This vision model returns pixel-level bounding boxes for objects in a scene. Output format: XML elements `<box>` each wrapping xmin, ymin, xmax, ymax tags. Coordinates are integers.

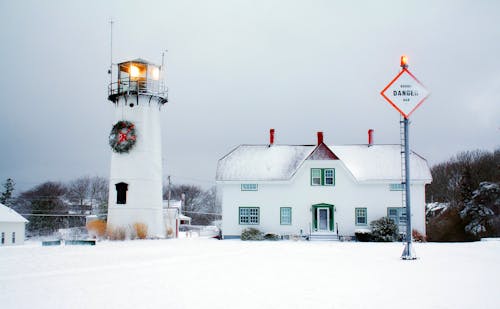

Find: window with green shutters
<box><xmin>239</xmin><ymin>207</ymin><xmax>259</xmax><ymax>225</ymax></box>
<box><xmin>311</xmin><ymin>168</ymin><xmax>335</xmax><ymax>186</ymax></box>
<box><xmin>280</xmin><ymin>207</ymin><xmax>292</xmax><ymax>225</ymax></box>
<box><xmin>355</xmin><ymin>208</ymin><xmax>367</xmax><ymax>226</ymax></box>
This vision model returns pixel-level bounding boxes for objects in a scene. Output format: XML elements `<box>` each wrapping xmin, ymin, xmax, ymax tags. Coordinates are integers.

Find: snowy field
<box><xmin>1</xmin><ymin>239</ymin><xmax>499</xmax><ymax>309</ymax></box>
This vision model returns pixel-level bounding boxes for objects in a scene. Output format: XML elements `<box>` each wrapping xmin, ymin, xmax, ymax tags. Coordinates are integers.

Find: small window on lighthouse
<box><xmin>115</xmin><ymin>182</ymin><xmax>128</xmax><ymax>204</ymax></box>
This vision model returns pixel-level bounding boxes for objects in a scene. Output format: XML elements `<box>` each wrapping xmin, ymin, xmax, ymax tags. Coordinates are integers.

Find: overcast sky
<box><xmin>0</xmin><ymin>0</ymin><xmax>499</xmax><ymax>193</ymax></box>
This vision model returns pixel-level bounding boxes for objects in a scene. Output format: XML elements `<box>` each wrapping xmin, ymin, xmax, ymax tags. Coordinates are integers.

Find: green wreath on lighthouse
<box><xmin>109</xmin><ymin>120</ymin><xmax>137</xmax><ymax>153</ymax></box>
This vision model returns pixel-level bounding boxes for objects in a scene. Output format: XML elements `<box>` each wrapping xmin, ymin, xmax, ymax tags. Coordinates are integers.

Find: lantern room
<box><xmin>108</xmin><ymin>58</ymin><xmax>168</xmax><ymax>104</ymax></box>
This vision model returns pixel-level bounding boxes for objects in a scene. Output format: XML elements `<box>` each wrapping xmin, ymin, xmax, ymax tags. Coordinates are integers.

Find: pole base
<box><xmin>401</xmin><ymin>242</ymin><xmax>417</xmax><ymax>260</ymax></box>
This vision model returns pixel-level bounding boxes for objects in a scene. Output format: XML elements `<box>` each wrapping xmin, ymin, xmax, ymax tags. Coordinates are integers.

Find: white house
<box><xmin>0</xmin><ymin>203</ymin><xmax>28</xmax><ymax>246</ymax></box>
<box><xmin>216</xmin><ymin>130</ymin><xmax>432</xmax><ymax>240</ymax></box>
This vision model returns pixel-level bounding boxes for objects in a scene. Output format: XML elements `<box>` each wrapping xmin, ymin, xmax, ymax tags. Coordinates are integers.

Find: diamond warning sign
<box><xmin>380</xmin><ymin>68</ymin><xmax>429</xmax><ymax>119</ymax></box>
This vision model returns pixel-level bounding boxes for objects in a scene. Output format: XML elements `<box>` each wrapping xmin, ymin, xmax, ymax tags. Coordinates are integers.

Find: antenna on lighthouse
<box><xmin>108</xmin><ymin>19</ymin><xmax>114</xmax><ymax>85</ymax></box>
<box><xmin>161</xmin><ymin>49</ymin><xmax>168</xmax><ymax>79</ymax></box>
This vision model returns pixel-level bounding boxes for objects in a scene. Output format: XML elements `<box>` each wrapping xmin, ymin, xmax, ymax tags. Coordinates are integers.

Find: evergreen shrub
<box><xmin>370</xmin><ymin>217</ymin><xmax>399</xmax><ymax>242</ymax></box>
<box><xmin>264</xmin><ymin>233</ymin><xmax>280</xmax><ymax>240</ymax></box>
<box><xmin>241</xmin><ymin>228</ymin><xmax>263</xmax><ymax>240</ymax></box>
<box><xmin>355</xmin><ymin>231</ymin><xmax>372</xmax><ymax>242</ymax></box>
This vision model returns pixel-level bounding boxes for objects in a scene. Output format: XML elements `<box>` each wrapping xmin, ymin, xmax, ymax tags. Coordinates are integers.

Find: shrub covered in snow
<box><xmin>241</xmin><ymin>228</ymin><xmax>263</xmax><ymax>240</ymax></box>
<box><xmin>370</xmin><ymin>217</ymin><xmax>399</xmax><ymax>242</ymax></box>
<box><xmin>354</xmin><ymin>229</ymin><xmax>372</xmax><ymax>242</ymax></box>
<box><xmin>460</xmin><ymin>182</ymin><xmax>499</xmax><ymax>237</ymax></box>
<box><xmin>264</xmin><ymin>233</ymin><xmax>280</xmax><ymax>240</ymax></box>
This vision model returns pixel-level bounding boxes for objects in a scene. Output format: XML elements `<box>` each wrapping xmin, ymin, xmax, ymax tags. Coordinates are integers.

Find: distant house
<box><xmin>0</xmin><ymin>203</ymin><xmax>28</xmax><ymax>245</ymax></box>
<box><xmin>163</xmin><ymin>200</ymin><xmax>192</xmax><ymax>238</ymax></box>
<box><xmin>216</xmin><ymin>131</ymin><xmax>432</xmax><ymax>240</ymax></box>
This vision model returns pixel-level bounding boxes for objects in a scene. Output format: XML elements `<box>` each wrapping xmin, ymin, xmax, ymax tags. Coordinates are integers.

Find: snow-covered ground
<box><xmin>1</xmin><ymin>239</ymin><xmax>499</xmax><ymax>309</ymax></box>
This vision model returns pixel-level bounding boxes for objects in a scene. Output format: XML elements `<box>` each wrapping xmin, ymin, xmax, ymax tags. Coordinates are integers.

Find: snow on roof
<box><xmin>216</xmin><ymin>144</ymin><xmax>432</xmax><ymax>182</ymax></box>
<box><xmin>331</xmin><ymin>145</ymin><xmax>432</xmax><ymax>182</ymax></box>
<box><xmin>0</xmin><ymin>203</ymin><xmax>28</xmax><ymax>223</ymax></box>
<box><xmin>216</xmin><ymin>145</ymin><xmax>314</xmax><ymax>181</ymax></box>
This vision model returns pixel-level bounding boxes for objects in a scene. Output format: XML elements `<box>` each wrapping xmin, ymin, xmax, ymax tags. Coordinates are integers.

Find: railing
<box><xmin>108</xmin><ymin>78</ymin><xmax>168</xmax><ymax>102</ymax></box>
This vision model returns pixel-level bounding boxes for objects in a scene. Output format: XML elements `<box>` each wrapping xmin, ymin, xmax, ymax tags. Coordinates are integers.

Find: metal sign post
<box><xmin>401</xmin><ymin>116</ymin><xmax>414</xmax><ymax>259</ymax></box>
<box><xmin>380</xmin><ymin>56</ymin><xmax>429</xmax><ymax>260</ymax></box>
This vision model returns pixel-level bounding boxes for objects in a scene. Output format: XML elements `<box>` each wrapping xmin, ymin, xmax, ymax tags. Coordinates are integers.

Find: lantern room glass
<box><xmin>117</xmin><ymin>62</ymin><xmax>160</xmax><ymax>94</ymax></box>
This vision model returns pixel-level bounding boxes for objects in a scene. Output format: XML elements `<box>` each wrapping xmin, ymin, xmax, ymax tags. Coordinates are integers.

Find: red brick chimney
<box><xmin>317</xmin><ymin>131</ymin><xmax>324</xmax><ymax>145</ymax></box>
<box><xmin>368</xmin><ymin>129</ymin><xmax>374</xmax><ymax>146</ymax></box>
<box><xmin>269</xmin><ymin>129</ymin><xmax>275</xmax><ymax>145</ymax></box>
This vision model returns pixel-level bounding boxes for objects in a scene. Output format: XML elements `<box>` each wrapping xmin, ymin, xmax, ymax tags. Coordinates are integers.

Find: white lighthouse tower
<box><xmin>106</xmin><ymin>58</ymin><xmax>167</xmax><ymax>237</ymax></box>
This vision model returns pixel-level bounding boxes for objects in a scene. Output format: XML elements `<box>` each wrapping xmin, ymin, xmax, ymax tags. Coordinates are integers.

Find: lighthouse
<box><xmin>106</xmin><ymin>58</ymin><xmax>167</xmax><ymax>237</ymax></box>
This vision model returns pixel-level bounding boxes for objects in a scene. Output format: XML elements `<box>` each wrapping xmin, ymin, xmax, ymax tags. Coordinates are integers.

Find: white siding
<box><xmin>221</xmin><ymin>160</ymin><xmax>427</xmax><ymax>238</ymax></box>
<box><xmin>107</xmin><ymin>97</ymin><xmax>164</xmax><ymax>237</ymax></box>
<box><xmin>0</xmin><ymin>222</ymin><xmax>26</xmax><ymax>246</ymax></box>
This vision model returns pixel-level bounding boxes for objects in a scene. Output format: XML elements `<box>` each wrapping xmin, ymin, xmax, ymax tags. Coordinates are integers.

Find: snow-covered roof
<box><xmin>216</xmin><ymin>144</ymin><xmax>432</xmax><ymax>183</ymax></box>
<box><xmin>0</xmin><ymin>203</ymin><xmax>28</xmax><ymax>223</ymax></box>
<box><xmin>331</xmin><ymin>145</ymin><xmax>432</xmax><ymax>182</ymax></box>
<box><xmin>216</xmin><ymin>145</ymin><xmax>314</xmax><ymax>181</ymax></box>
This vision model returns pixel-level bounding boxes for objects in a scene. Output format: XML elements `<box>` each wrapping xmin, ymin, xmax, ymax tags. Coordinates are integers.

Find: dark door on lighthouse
<box><xmin>115</xmin><ymin>182</ymin><xmax>128</xmax><ymax>204</ymax></box>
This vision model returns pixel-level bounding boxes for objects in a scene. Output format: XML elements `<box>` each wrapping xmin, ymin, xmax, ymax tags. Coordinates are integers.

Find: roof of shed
<box><xmin>0</xmin><ymin>203</ymin><xmax>28</xmax><ymax>223</ymax></box>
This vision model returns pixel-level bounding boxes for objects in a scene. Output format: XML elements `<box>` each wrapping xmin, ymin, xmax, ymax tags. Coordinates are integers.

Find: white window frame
<box><xmin>324</xmin><ymin>169</ymin><xmax>334</xmax><ymax>186</ymax></box>
<box><xmin>355</xmin><ymin>208</ymin><xmax>367</xmax><ymax>226</ymax></box>
<box><xmin>311</xmin><ymin>169</ymin><xmax>322</xmax><ymax>186</ymax></box>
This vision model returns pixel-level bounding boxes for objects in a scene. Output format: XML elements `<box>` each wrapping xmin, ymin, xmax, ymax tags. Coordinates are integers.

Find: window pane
<box><xmin>241</xmin><ymin>184</ymin><xmax>258</xmax><ymax>191</ymax></box>
<box><xmin>311</xmin><ymin>169</ymin><xmax>321</xmax><ymax>185</ymax></box>
<box><xmin>240</xmin><ymin>207</ymin><xmax>259</xmax><ymax>225</ymax></box>
<box><xmin>356</xmin><ymin>208</ymin><xmax>367</xmax><ymax>225</ymax></box>
<box><xmin>281</xmin><ymin>207</ymin><xmax>291</xmax><ymax>225</ymax></box>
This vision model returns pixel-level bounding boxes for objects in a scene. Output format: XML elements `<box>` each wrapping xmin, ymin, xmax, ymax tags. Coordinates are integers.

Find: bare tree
<box><xmin>66</xmin><ymin>176</ymin><xmax>91</xmax><ymax>210</ymax></box>
<box><xmin>163</xmin><ymin>184</ymin><xmax>219</xmax><ymax>225</ymax></box>
<box><xmin>89</xmin><ymin>176</ymin><xmax>108</xmax><ymax>215</ymax></box>
<box><xmin>17</xmin><ymin>182</ymin><xmax>68</xmax><ymax>235</ymax></box>
<box><xmin>65</xmin><ymin>176</ymin><xmax>108</xmax><ymax>215</ymax></box>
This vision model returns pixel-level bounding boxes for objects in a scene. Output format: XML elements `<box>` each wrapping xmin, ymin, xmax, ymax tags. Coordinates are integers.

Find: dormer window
<box><xmin>115</xmin><ymin>182</ymin><xmax>128</xmax><ymax>204</ymax></box>
<box><xmin>311</xmin><ymin>168</ymin><xmax>335</xmax><ymax>186</ymax></box>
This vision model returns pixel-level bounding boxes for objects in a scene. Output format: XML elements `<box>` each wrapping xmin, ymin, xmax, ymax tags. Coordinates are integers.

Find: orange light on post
<box><xmin>400</xmin><ymin>55</ymin><xmax>408</xmax><ymax>68</ymax></box>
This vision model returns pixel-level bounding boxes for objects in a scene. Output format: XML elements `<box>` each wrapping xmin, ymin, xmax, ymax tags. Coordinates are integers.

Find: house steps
<box><xmin>309</xmin><ymin>233</ymin><xmax>339</xmax><ymax>241</ymax></box>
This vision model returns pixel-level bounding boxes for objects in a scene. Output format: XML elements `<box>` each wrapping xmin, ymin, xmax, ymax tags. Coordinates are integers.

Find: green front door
<box><xmin>312</xmin><ymin>204</ymin><xmax>334</xmax><ymax>232</ymax></box>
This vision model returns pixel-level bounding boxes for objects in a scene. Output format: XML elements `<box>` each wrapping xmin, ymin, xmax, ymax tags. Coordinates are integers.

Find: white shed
<box><xmin>0</xmin><ymin>203</ymin><xmax>28</xmax><ymax>246</ymax></box>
